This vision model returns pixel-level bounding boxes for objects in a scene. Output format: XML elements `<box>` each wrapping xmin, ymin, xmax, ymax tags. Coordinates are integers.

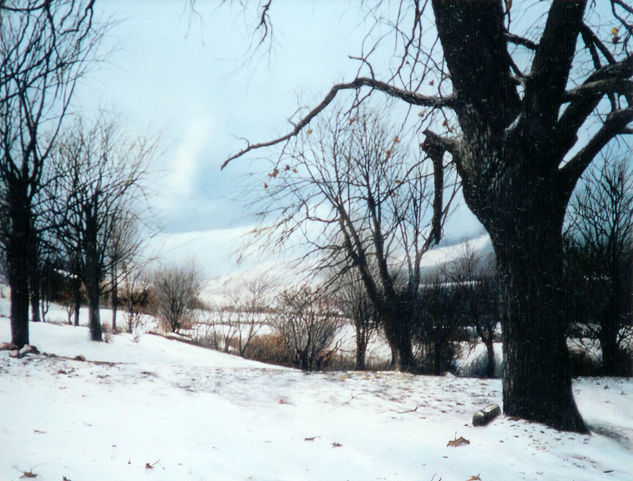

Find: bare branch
<box><xmin>222</xmin><ymin>77</ymin><xmax>455</xmax><ymax>168</ymax></box>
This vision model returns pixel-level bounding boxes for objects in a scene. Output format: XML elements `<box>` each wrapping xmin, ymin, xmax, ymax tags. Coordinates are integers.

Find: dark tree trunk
<box><xmin>73</xmin><ymin>277</ymin><xmax>81</xmax><ymax>326</ymax></box>
<box><xmin>479</xmin><ymin>182</ymin><xmax>587</xmax><ymax>433</ymax></box>
<box><xmin>599</xmin><ymin>319</ymin><xmax>621</xmax><ymax>376</ymax></box>
<box><xmin>85</xmin><ymin>270</ymin><xmax>102</xmax><ymax>341</ymax></box>
<box><xmin>85</xmin><ymin>216</ymin><xmax>102</xmax><ymax>342</ymax></box>
<box><xmin>6</xmin><ymin>181</ymin><xmax>31</xmax><ymax>348</ymax></box>
<box><xmin>381</xmin><ymin>303</ymin><xmax>416</xmax><ymax>372</ymax></box>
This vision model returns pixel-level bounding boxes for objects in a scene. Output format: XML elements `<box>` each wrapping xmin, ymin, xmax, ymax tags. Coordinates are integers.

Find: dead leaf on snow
<box><xmin>465</xmin><ymin>475</ymin><xmax>481</xmax><ymax>481</ymax></box>
<box><xmin>447</xmin><ymin>435</ymin><xmax>470</xmax><ymax>448</ymax></box>
<box><xmin>331</xmin><ymin>442</ymin><xmax>342</xmax><ymax>448</ymax></box>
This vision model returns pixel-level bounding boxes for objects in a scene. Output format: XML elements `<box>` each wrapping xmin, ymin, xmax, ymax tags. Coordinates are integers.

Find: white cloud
<box><xmin>166</xmin><ymin>116</ymin><xmax>215</xmax><ymax>197</ymax></box>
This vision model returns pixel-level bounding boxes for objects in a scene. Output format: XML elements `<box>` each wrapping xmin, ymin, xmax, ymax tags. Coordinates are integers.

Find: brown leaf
<box><xmin>466</xmin><ymin>475</ymin><xmax>481</xmax><ymax>481</ymax></box>
<box><xmin>20</xmin><ymin>471</ymin><xmax>37</xmax><ymax>479</ymax></box>
<box><xmin>331</xmin><ymin>442</ymin><xmax>342</xmax><ymax>448</ymax></box>
<box><xmin>447</xmin><ymin>435</ymin><xmax>470</xmax><ymax>448</ymax></box>
<box><xmin>145</xmin><ymin>463</ymin><xmax>154</xmax><ymax>470</ymax></box>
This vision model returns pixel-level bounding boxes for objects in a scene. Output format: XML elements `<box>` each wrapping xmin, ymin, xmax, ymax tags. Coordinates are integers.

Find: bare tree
<box><xmin>565</xmin><ymin>155</ymin><xmax>633</xmax><ymax>375</ymax></box>
<box><xmin>273</xmin><ymin>285</ymin><xmax>342</xmax><ymax>371</ymax></box>
<box><xmin>217</xmin><ymin>0</ymin><xmax>633</xmax><ymax>432</ymax></box>
<box><xmin>0</xmin><ymin>0</ymin><xmax>100</xmax><ymax>348</ymax></box>
<box><xmin>153</xmin><ymin>263</ymin><xmax>202</xmax><ymax>334</ymax></box>
<box><xmin>48</xmin><ymin>116</ymin><xmax>155</xmax><ymax>341</ymax></box>
<box><xmin>227</xmin><ymin>276</ymin><xmax>270</xmax><ymax>357</ymax></box>
<box><xmin>250</xmin><ymin>108</ymin><xmax>457</xmax><ymax>371</ymax></box>
<box><xmin>119</xmin><ymin>266</ymin><xmax>151</xmax><ymax>335</ymax></box>
<box><xmin>449</xmin><ymin>248</ymin><xmax>501</xmax><ymax>379</ymax></box>
<box><xmin>330</xmin><ymin>270</ymin><xmax>378</xmax><ymax>370</ymax></box>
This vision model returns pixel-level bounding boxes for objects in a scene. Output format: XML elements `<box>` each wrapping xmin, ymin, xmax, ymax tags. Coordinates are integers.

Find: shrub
<box><xmin>152</xmin><ymin>263</ymin><xmax>201</xmax><ymax>333</ymax></box>
<box><xmin>272</xmin><ymin>286</ymin><xmax>343</xmax><ymax>371</ymax></box>
<box><xmin>245</xmin><ymin>334</ymin><xmax>294</xmax><ymax>367</ymax></box>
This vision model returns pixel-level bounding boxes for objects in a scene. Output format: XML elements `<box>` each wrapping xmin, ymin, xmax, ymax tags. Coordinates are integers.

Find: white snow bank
<box><xmin>0</xmin><ymin>316</ymin><xmax>631</xmax><ymax>481</ymax></box>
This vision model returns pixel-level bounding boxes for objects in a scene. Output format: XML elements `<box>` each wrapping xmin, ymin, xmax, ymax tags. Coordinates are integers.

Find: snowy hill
<box><xmin>1</xmin><ymin>317</ymin><xmax>632</xmax><ymax>481</ymax></box>
<box><xmin>200</xmin><ymin>234</ymin><xmax>494</xmax><ymax>306</ymax></box>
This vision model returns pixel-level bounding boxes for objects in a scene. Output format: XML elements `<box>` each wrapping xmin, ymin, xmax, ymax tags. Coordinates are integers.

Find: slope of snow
<box><xmin>1</xmin><ymin>317</ymin><xmax>631</xmax><ymax>481</ymax></box>
<box><xmin>200</xmin><ymin>234</ymin><xmax>493</xmax><ymax>307</ymax></box>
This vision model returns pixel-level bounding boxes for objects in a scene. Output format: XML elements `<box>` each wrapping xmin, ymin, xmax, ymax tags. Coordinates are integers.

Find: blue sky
<box><xmin>72</xmin><ymin>1</ymin><xmax>489</xmax><ymax>274</ymax></box>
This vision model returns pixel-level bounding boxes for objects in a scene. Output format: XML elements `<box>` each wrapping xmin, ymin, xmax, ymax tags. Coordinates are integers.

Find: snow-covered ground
<box><xmin>1</xmin><ymin>317</ymin><xmax>632</xmax><ymax>481</ymax></box>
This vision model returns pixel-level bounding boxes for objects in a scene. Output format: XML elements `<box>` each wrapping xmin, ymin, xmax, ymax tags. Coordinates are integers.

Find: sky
<box><xmin>73</xmin><ymin>1</ymin><xmax>485</xmax><ymax>276</ymax></box>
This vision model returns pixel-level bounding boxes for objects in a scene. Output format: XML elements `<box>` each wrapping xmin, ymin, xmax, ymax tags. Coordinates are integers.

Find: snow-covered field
<box><xmin>1</xmin><ymin>317</ymin><xmax>632</xmax><ymax>481</ymax></box>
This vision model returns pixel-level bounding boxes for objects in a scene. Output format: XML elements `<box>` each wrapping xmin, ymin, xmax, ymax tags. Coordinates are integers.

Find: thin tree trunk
<box><xmin>485</xmin><ymin>339</ymin><xmax>495</xmax><ymax>379</ymax></box>
<box><xmin>73</xmin><ymin>281</ymin><xmax>81</xmax><ymax>327</ymax></box>
<box><xmin>355</xmin><ymin>325</ymin><xmax>367</xmax><ymax>370</ymax></box>
<box><xmin>30</xmin><ymin>281</ymin><xmax>41</xmax><ymax>323</ymax></box>
<box><xmin>111</xmin><ymin>265</ymin><xmax>118</xmax><ymax>332</ymax></box>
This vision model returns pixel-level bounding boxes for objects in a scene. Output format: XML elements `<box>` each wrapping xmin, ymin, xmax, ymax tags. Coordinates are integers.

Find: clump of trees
<box><xmin>0</xmin><ymin>0</ymin><xmax>101</xmax><ymax>348</ymax></box>
<box><xmin>152</xmin><ymin>263</ymin><xmax>202</xmax><ymax>334</ymax></box>
<box><xmin>565</xmin><ymin>154</ymin><xmax>633</xmax><ymax>376</ymax></box>
<box><xmin>46</xmin><ymin>116</ymin><xmax>155</xmax><ymax>341</ymax></box>
<box><xmin>272</xmin><ymin>285</ymin><xmax>342</xmax><ymax>371</ymax></box>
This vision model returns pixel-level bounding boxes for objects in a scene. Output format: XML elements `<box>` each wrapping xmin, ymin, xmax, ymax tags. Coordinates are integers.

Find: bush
<box><xmin>152</xmin><ymin>263</ymin><xmax>201</xmax><ymax>333</ymax></box>
<box><xmin>569</xmin><ymin>349</ymin><xmax>603</xmax><ymax>377</ymax></box>
<box><xmin>245</xmin><ymin>334</ymin><xmax>294</xmax><ymax>367</ymax></box>
<box><xmin>272</xmin><ymin>286</ymin><xmax>342</xmax><ymax>371</ymax></box>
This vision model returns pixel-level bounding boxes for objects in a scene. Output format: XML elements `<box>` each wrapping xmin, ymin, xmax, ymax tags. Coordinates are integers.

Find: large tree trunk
<box><xmin>481</xmin><ymin>182</ymin><xmax>587</xmax><ymax>433</ymax></box>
